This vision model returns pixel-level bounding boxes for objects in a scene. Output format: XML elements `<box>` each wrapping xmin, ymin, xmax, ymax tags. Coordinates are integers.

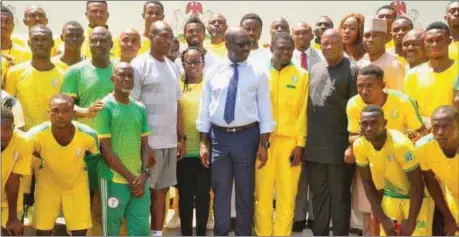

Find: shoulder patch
<box><xmin>404</xmin><ymin>151</ymin><xmax>414</xmax><ymax>162</ymax></box>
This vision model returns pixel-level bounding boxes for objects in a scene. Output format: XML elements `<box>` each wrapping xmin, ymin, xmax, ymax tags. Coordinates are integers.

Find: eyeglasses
<box><xmin>228</xmin><ymin>40</ymin><xmax>251</xmax><ymax>48</ymax></box>
<box><xmin>183</xmin><ymin>60</ymin><xmax>203</xmax><ymax>67</ymax></box>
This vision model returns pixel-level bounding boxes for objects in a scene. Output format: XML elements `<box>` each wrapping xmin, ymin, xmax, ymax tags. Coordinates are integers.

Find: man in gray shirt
<box><xmin>304</xmin><ymin>29</ymin><xmax>358</xmax><ymax>236</ymax></box>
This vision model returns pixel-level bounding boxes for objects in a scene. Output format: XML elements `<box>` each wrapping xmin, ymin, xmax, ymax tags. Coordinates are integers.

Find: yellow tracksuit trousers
<box><xmin>254</xmin><ymin>135</ymin><xmax>302</xmax><ymax>236</ymax></box>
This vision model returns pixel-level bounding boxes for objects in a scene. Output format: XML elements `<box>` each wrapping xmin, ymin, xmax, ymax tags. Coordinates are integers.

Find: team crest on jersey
<box><xmin>52</xmin><ymin>78</ymin><xmax>59</xmax><ymax>88</ymax></box>
<box><xmin>391</xmin><ymin>109</ymin><xmax>399</xmax><ymax>119</ymax></box>
<box><xmin>76</xmin><ymin>148</ymin><xmax>82</xmax><ymax>156</ymax></box>
<box><xmin>291</xmin><ymin>75</ymin><xmax>298</xmax><ymax>83</ymax></box>
<box><xmin>108</xmin><ymin>197</ymin><xmax>119</xmax><ymax>208</ymax></box>
<box><xmin>404</xmin><ymin>151</ymin><xmax>413</xmax><ymax>162</ymax></box>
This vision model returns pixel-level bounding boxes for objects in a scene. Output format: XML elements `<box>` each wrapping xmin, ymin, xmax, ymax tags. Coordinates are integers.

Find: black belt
<box><xmin>212</xmin><ymin>122</ymin><xmax>258</xmax><ymax>133</ymax></box>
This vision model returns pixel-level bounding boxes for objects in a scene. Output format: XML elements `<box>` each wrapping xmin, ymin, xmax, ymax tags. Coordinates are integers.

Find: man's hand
<box><xmin>85</xmin><ymin>101</ymin><xmax>105</xmax><ymax>118</ymax></box>
<box><xmin>177</xmin><ymin>139</ymin><xmax>186</xmax><ymax>160</ymax></box>
<box><xmin>400</xmin><ymin>219</ymin><xmax>416</xmax><ymax>236</ymax></box>
<box><xmin>148</xmin><ymin>148</ymin><xmax>156</xmax><ymax>168</ymax></box>
<box><xmin>290</xmin><ymin>146</ymin><xmax>304</xmax><ymax>167</ymax></box>
<box><xmin>444</xmin><ymin>218</ymin><xmax>459</xmax><ymax>236</ymax></box>
<box><xmin>257</xmin><ymin>145</ymin><xmax>268</xmax><ymax>169</ymax></box>
<box><xmin>131</xmin><ymin>173</ymin><xmax>148</xmax><ymax>197</ymax></box>
<box><xmin>344</xmin><ymin>145</ymin><xmax>355</xmax><ymax>164</ymax></box>
<box><xmin>199</xmin><ymin>143</ymin><xmax>210</xmax><ymax>168</ymax></box>
<box><xmin>5</xmin><ymin>218</ymin><xmax>24</xmax><ymax>236</ymax></box>
<box><xmin>380</xmin><ymin>217</ymin><xmax>397</xmax><ymax>236</ymax></box>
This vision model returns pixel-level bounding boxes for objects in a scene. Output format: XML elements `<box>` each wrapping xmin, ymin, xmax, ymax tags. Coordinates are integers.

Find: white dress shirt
<box><xmin>196</xmin><ymin>58</ymin><xmax>276</xmax><ymax>134</ymax></box>
<box><xmin>247</xmin><ymin>47</ymin><xmax>272</xmax><ymax>74</ymax></box>
<box><xmin>292</xmin><ymin>47</ymin><xmax>312</xmax><ymax>70</ymax></box>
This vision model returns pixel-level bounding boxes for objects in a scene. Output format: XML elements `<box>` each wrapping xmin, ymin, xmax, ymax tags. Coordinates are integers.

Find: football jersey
<box><xmin>4</xmin><ymin>63</ymin><xmax>64</xmax><ymax>131</ymax></box>
<box><xmin>354</xmin><ymin>129</ymin><xmax>419</xmax><ymax>197</ymax></box>
<box><xmin>1</xmin><ymin>130</ymin><xmax>32</xmax><ymax>208</ymax></box>
<box><xmin>347</xmin><ymin>89</ymin><xmax>424</xmax><ymax>134</ymax></box>
<box><xmin>28</xmin><ymin>121</ymin><xmax>99</xmax><ymax>192</ymax></box>
<box><xmin>416</xmin><ymin>134</ymin><xmax>459</xmax><ymax>199</ymax></box>
<box><xmin>404</xmin><ymin>61</ymin><xmax>459</xmax><ymax>117</ymax></box>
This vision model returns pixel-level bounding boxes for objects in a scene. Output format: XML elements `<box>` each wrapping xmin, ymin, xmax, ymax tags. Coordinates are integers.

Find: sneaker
<box><xmin>292</xmin><ymin>220</ymin><xmax>306</xmax><ymax>232</ymax></box>
<box><xmin>206</xmin><ymin>214</ymin><xmax>215</xmax><ymax>230</ymax></box>
<box><xmin>166</xmin><ymin>212</ymin><xmax>181</xmax><ymax>229</ymax></box>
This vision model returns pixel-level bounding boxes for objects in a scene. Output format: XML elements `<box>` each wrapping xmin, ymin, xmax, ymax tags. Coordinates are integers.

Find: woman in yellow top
<box><xmin>177</xmin><ymin>47</ymin><xmax>210</xmax><ymax>236</ymax></box>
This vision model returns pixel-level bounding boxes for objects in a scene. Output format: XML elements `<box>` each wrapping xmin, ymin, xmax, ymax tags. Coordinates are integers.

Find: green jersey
<box><xmin>93</xmin><ymin>94</ymin><xmax>150</xmax><ymax>183</ymax></box>
<box><xmin>61</xmin><ymin>60</ymin><xmax>114</xmax><ymax>127</ymax></box>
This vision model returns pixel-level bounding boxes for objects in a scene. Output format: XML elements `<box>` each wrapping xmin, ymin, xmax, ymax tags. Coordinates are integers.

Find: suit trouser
<box><xmin>294</xmin><ymin>164</ymin><xmax>314</xmax><ymax>221</ymax></box>
<box><xmin>210</xmin><ymin>125</ymin><xmax>259</xmax><ymax>236</ymax></box>
<box><xmin>254</xmin><ymin>136</ymin><xmax>301</xmax><ymax>236</ymax></box>
<box><xmin>306</xmin><ymin>161</ymin><xmax>354</xmax><ymax>236</ymax></box>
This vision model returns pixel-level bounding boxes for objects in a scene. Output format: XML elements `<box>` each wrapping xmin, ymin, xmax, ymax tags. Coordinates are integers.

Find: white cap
<box><xmin>364</xmin><ymin>16</ymin><xmax>387</xmax><ymax>33</ymax></box>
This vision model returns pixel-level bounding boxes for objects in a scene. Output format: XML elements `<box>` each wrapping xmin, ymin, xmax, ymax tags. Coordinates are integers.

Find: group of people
<box><xmin>1</xmin><ymin>0</ymin><xmax>458</xmax><ymax>236</ymax></box>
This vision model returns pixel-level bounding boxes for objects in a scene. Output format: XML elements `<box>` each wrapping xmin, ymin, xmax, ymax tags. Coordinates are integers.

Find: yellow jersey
<box><xmin>269</xmin><ymin>63</ymin><xmax>309</xmax><ymax>146</ymax></box>
<box><xmin>404</xmin><ymin>61</ymin><xmax>459</xmax><ymax>117</ymax></box>
<box><xmin>2</xmin><ymin>56</ymin><xmax>12</xmax><ymax>85</ymax></box>
<box><xmin>312</xmin><ymin>41</ymin><xmax>321</xmax><ymax>51</ymax></box>
<box><xmin>354</xmin><ymin>129</ymin><xmax>419</xmax><ymax>197</ymax></box>
<box><xmin>396</xmin><ymin>54</ymin><xmax>408</xmax><ymax>67</ymax></box>
<box><xmin>204</xmin><ymin>41</ymin><xmax>227</xmax><ymax>59</ymax></box>
<box><xmin>28</xmin><ymin>121</ymin><xmax>99</xmax><ymax>192</ymax></box>
<box><xmin>347</xmin><ymin>89</ymin><xmax>424</xmax><ymax>134</ymax></box>
<box><xmin>4</xmin><ymin>63</ymin><xmax>64</xmax><ymax>131</ymax></box>
<box><xmin>1</xmin><ymin>130</ymin><xmax>32</xmax><ymax>208</ymax></box>
<box><xmin>449</xmin><ymin>41</ymin><xmax>458</xmax><ymax>62</ymax></box>
<box><xmin>179</xmin><ymin>78</ymin><xmax>203</xmax><ymax>157</ymax></box>
<box><xmin>415</xmin><ymin>134</ymin><xmax>459</xmax><ymax>199</ymax></box>
<box><xmin>386</xmin><ymin>39</ymin><xmax>395</xmax><ymax>51</ymax></box>
<box><xmin>1</xmin><ymin>43</ymin><xmax>32</xmax><ymax>66</ymax></box>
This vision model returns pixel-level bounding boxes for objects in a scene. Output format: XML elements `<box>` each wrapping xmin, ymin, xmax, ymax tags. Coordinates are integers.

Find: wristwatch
<box><xmin>177</xmin><ymin>133</ymin><xmax>187</xmax><ymax>142</ymax></box>
<box><xmin>262</xmin><ymin>141</ymin><xmax>270</xmax><ymax>149</ymax></box>
<box><xmin>141</xmin><ymin>168</ymin><xmax>151</xmax><ymax>177</ymax></box>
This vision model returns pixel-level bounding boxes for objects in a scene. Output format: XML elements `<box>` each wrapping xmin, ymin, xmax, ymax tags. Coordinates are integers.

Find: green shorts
<box><xmin>99</xmin><ymin>179</ymin><xmax>150</xmax><ymax>236</ymax></box>
<box><xmin>85</xmin><ymin>154</ymin><xmax>100</xmax><ymax>191</ymax></box>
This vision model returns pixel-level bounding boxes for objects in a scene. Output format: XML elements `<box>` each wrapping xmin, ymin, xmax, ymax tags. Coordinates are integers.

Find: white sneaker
<box><xmin>206</xmin><ymin>215</ymin><xmax>214</xmax><ymax>230</ymax></box>
<box><xmin>166</xmin><ymin>212</ymin><xmax>181</xmax><ymax>229</ymax></box>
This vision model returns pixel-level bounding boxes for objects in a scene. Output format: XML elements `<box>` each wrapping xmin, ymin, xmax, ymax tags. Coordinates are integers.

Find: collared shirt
<box><xmin>247</xmin><ymin>47</ymin><xmax>272</xmax><ymax>74</ymax></box>
<box><xmin>197</xmin><ymin>58</ymin><xmax>276</xmax><ymax>134</ymax></box>
<box><xmin>131</xmin><ymin>53</ymin><xmax>182</xmax><ymax>149</ymax></box>
<box><xmin>292</xmin><ymin>47</ymin><xmax>311</xmax><ymax>70</ymax></box>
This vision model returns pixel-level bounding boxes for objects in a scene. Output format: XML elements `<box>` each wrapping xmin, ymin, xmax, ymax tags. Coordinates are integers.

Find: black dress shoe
<box><xmin>292</xmin><ymin>220</ymin><xmax>306</xmax><ymax>232</ymax></box>
<box><xmin>230</xmin><ymin>217</ymin><xmax>236</xmax><ymax>231</ymax></box>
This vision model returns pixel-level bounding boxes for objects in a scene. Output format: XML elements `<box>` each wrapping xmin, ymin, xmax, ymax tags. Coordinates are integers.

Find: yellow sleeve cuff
<box><xmin>297</xmin><ymin>137</ymin><xmax>306</xmax><ymax>147</ymax></box>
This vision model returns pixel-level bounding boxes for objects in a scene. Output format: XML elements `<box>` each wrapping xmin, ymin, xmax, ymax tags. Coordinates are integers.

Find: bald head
<box><xmin>432</xmin><ymin>105</ymin><xmax>459</xmax><ymax>121</ymax></box>
<box><xmin>49</xmin><ymin>94</ymin><xmax>74</xmax><ymax>108</ymax></box>
<box><xmin>403</xmin><ymin>28</ymin><xmax>425</xmax><ymax>42</ymax></box>
<box><xmin>292</xmin><ymin>22</ymin><xmax>313</xmax><ymax>51</ymax></box>
<box><xmin>321</xmin><ymin>29</ymin><xmax>342</xmax><ymax>42</ymax></box>
<box><xmin>113</xmin><ymin>61</ymin><xmax>133</xmax><ymax>73</ymax></box>
<box><xmin>293</xmin><ymin>21</ymin><xmax>312</xmax><ymax>31</ymax></box>
<box><xmin>92</xmin><ymin>26</ymin><xmax>111</xmax><ymax>39</ymax></box>
<box><xmin>225</xmin><ymin>26</ymin><xmax>248</xmax><ymax>42</ymax></box>
<box><xmin>29</xmin><ymin>24</ymin><xmax>53</xmax><ymax>38</ymax></box>
<box><xmin>150</xmin><ymin>20</ymin><xmax>172</xmax><ymax>36</ymax></box>
<box><xmin>270</xmin><ymin>17</ymin><xmax>290</xmax><ymax>37</ymax></box>
<box><xmin>120</xmin><ymin>28</ymin><xmax>140</xmax><ymax>38</ymax></box>
<box><xmin>23</xmin><ymin>5</ymin><xmax>48</xmax><ymax>28</ymax></box>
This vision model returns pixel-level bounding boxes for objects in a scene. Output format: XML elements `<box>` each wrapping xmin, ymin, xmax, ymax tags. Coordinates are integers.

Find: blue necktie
<box><xmin>224</xmin><ymin>63</ymin><xmax>239</xmax><ymax>124</ymax></box>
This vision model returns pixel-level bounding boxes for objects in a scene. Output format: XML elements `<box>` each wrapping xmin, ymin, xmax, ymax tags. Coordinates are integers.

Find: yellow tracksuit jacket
<box><xmin>255</xmin><ymin>62</ymin><xmax>309</xmax><ymax>236</ymax></box>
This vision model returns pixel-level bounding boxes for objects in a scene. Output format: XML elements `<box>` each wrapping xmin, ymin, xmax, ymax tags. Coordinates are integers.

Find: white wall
<box><xmin>3</xmin><ymin>1</ymin><xmax>450</xmax><ymax>42</ymax></box>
